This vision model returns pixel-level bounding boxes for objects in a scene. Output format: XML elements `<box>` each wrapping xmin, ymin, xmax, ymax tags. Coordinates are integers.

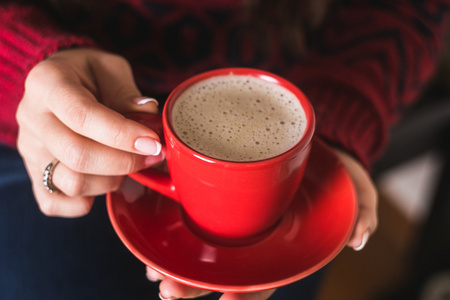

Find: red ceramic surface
<box><xmin>107</xmin><ymin>139</ymin><xmax>357</xmax><ymax>293</ymax></box>
<box><xmin>128</xmin><ymin>68</ymin><xmax>315</xmax><ymax>242</ymax></box>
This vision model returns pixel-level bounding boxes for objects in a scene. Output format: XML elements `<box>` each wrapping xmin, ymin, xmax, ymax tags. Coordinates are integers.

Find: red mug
<box><xmin>129</xmin><ymin>68</ymin><xmax>315</xmax><ymax>246</ymax></box>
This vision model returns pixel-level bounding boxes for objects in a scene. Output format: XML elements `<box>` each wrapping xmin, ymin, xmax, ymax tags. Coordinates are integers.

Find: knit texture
<box><xmin>0</xmin><ymin>4</ymin><xmax>96</xmax><ymax>148</ymax></box>
<box><xmin>1</xmin><ymin>0</ymin><xmax>449</xmax><ymax>167</ymax></box>
<box><xmin>292</xmin><ymin>0</ymin><xmax>450</xmax><ymax>165</ymax></box>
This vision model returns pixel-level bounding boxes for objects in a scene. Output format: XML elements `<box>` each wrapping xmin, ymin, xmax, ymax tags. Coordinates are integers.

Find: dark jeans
<box><xmin>0</xmin><ymin>144</ymin><xmax>323</xmax><ymax>300</ymax></box>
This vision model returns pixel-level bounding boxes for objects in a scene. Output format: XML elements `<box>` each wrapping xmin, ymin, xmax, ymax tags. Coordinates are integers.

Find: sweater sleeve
<box><xmin>288</xmin><ymin>0</ymin><xmax>450</xmax><ymax>168</ymax></box>
<box><xmin>0</xmin><ymin>3</ymin><xmax>97</xmax><ymax>148</ymax></box>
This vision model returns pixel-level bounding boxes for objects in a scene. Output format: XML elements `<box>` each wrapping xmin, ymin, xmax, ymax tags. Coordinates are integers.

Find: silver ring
<box><xmin>43</xmin><ymin>159</ymin><xmax>60</xmax><ymax>193</ymax></box>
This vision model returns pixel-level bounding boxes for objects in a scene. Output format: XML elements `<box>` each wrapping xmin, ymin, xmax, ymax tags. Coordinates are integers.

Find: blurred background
<box><xmin>316</xmin><ymin>27</ymin><xmax>450</xmax><ymax>300</ymax></box>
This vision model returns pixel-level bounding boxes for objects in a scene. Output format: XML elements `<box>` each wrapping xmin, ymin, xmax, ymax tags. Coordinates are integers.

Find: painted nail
<box><xmin>134</xmin><ymin>97</ymin><xmax>159</xmax><ymax>106</ymax></box>
<box><xmin>354</xmin><ymin>230</ymin><xmax>370</xmax><ymax>251</ymax></box>
<box><xmin>159</xmin><ymin>293</ymin><xmax>177</xmax><ymax>300</ymax></box>
<box><xmin>135</xmin><ymin>137</ymin><xmax>162</xmax><ymax>156</ymax></box>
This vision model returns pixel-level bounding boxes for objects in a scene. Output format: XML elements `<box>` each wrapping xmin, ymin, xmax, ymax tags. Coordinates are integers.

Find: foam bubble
<box><xmin>171</xmin><ymin>75</ymin><xmax>306</xmax><ymax>162</ymax></box>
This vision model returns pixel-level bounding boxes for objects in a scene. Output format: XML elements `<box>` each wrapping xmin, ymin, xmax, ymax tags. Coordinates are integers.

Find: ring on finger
<box><xmin>43</xmin><ymin>159</ymin><xmax>60</xmax><ymax>193</ymax></box>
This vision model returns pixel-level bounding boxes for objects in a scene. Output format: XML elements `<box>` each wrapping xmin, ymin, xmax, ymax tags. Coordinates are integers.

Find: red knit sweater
<box><xmin>1</xmin><ymin>0</ymin><xmax>449</xmax><ymax>167</ymax></box>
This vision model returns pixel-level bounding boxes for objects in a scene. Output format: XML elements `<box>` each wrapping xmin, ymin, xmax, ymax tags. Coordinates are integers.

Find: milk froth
<box><xmin>171</xmin><ymin>75</ymin><xmax>306</xmax><ymax>162</ymax></box>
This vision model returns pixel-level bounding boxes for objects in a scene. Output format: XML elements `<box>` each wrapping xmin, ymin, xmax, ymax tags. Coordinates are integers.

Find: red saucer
<box><xmin>106</xmin><ymin>139</ymin><xmax>357</xmax><ymax>292</ymax></box>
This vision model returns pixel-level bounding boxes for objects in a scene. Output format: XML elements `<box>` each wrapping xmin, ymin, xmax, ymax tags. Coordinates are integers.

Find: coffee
<box><xmin>171</xmin><ymin>75</ymin><xmax>306</xmax><ymax>162</ymax></box>
<box><xmin>129</xmin><ymin>69</ymin><xmax>315</xmax><ymax>242</ymax></box>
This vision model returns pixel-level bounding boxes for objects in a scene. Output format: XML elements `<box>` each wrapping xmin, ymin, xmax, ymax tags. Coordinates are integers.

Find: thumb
<box><xmin>89</xmin><ymin>52</ymin><xmax>159</xmax><ymax>114</ymax></box>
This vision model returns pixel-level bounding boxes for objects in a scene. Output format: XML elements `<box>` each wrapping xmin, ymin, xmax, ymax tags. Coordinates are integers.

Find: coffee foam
<box><xmin>171</xmin><ymin>75</ymin><xmax>306</xmax><ymax>162</ymax></box>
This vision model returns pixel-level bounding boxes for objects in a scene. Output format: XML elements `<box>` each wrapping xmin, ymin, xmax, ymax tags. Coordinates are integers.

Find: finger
<box><xmin>45</xmin><ymin>81</ymin><xmax>161</xmax><ymax>156</ymax></box>
<box><xmin>25</xmin><ymin>113</ymin><xmax>161</xmax><ymax>175</ymax></box>
<box><xmin>88</xmin><ymin>54</ymin><xmax>159</xmax><ymax>114</ymax></box>
<box><xmin>17</xmin><ymin>133</ymin><xmax>94</xmax><ymax>217</ymax></box>
<box><xmin>159</xmin><ymin>278</ymin><xmax>212</xmax><ymax>299</ymax></box>
<box><xmin>27</xmin><ymin>163</ymin><xmax>95</xmax><ymax>217</ymax></box>
<box><xmin>347</xmin><ymin>203</ymin><xmax>377</xmax><ymax>251</ymax></box>
<box><xmin>130</xmin><ymin>96</ymin><xmax>160</xmax><ymax>114</ymax></box>
<box><xmin>219</xmin><ymin>289</ymin><xmax>277</xmax><ymax>300</ymax></box>
<box><xmin>334</xmin><ymin>150</ymin><xmax>378</xmax><ymax>251</ymax></box>
<box><xmin>52</xmin><ymin>164</ymin><xmax>125</xmax><ymax>197</ymax></box>
<box><xmin>349</xmin><ymin>223</ymin><xmax>370</xmax><ymax>251</ymax></box>
<box><xmin>346</xmin><ymin>173</ymin><xmax>378</xmax><ymax>250</ymax></box>
<box><xmin>146</xmin><ymin>267</ymin><xmax>166</xmax><ymax>282</ymax></box>
<box><xmin>17</xmin><ymin>128</ymin><xmax>126</xmax><ymax>197</ymax></box>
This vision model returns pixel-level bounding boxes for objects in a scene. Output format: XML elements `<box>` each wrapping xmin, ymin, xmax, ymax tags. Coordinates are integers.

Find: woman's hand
<box><xmin>16</xmin><ymin>48</ymin><xmax>162</xmax><ymax>217</ymax></box>
<box><xmin>334</xmin><ymin>149</ymin><xmax>378</xmax><ymax>251</ymax></box>
<box><xmin>145</xmin><ymin>148</ymin><xmax>378</xmax><ymax>299</ymax></box>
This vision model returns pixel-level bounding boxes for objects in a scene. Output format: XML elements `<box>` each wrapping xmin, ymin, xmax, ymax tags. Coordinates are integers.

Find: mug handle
<box><xmin>125</xmin><ymin>113</ymin><xmax>179</xmax><ymax>202</ymax></box>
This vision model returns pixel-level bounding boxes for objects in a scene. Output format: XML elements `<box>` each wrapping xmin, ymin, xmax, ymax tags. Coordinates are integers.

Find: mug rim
<box><xmin>163</xmin><ymin>68</ymin><xmax>316</xmax><ymax>168</ymax></box>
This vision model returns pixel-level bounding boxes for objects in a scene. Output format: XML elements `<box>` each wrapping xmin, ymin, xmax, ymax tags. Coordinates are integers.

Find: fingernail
<box><xmin>134</xmin><ymin>97</ymin><xmax>159</xmax><ymax>106</ymax></box>
<box><xmin>159</xmin><ymin>293</ymin><xmax>177</xmax><ymax>300</ymax></box>
<box><xmin>135</xmin><ymin>137</ymin><xmax>162</xmax><ymax>156</ymax></box>
<box><xmin>354</xmin><ymin>230</ymin><xmax>370</xmax><ymax>251</ymax></box>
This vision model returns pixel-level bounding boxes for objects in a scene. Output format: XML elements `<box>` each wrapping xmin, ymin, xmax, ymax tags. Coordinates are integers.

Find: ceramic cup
<box><xmin>129</xmin><ymin>68</ymin><xmax>315</xmax><ymax>246</ymax></box>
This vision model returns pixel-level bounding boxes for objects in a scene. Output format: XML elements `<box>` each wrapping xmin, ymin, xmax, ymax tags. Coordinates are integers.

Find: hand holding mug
<box><xmin>144</xmin><ymin>148</ymin><xmax>378</xmax><ymax>300</ymax></box>
<box><xmin>128</xmin><ymin>68</ymin><xmax>377</xmax><ymax>299</ymax></box>
<box><xmin>129</xmin><ymin>68</ymin><xmax>315</xmax><ymax>245</ymax></box>
<box><xmin>16</xmin><ymin>49</ymin><xmax>162</xmax><ymax>217</ymax></box>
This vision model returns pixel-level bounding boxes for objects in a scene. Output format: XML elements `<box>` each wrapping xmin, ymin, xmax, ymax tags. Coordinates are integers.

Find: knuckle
<box><xmin>110</xmin><ymin>123</ymin><xmax>128</xmax><ymax>149</ymax></box>
<box><xmin>63</xmin><ymin>142</ymin><xmax>89</xmax><ymax>172</ymax></box>
<box><xmin>110</xmin><ymin>176</ymin><xmax>126</xmax><ymax>192</ymax></box>
<box><xmin>122</xmin><ymin>154</ymin><xmax>141</xmax><ymax>174</ymax></box>
<box><xmin>25</xmin><ymin>64</ymin><xmax>45</xmax><ymax>89</ymax></box>
<box><xmin>65</xmin><ymin>101</ymin><xmax>89</xmax><ymax>132</ymax></box>
<box><xmin>26</xmin><ymin>60</ymin><xmax>62</xmax><ymax>91</ymax></box>
<box><xmin>102</xmin><ymin>117</ymin><xmax>135</xmax><ymax>151</ymax></box>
